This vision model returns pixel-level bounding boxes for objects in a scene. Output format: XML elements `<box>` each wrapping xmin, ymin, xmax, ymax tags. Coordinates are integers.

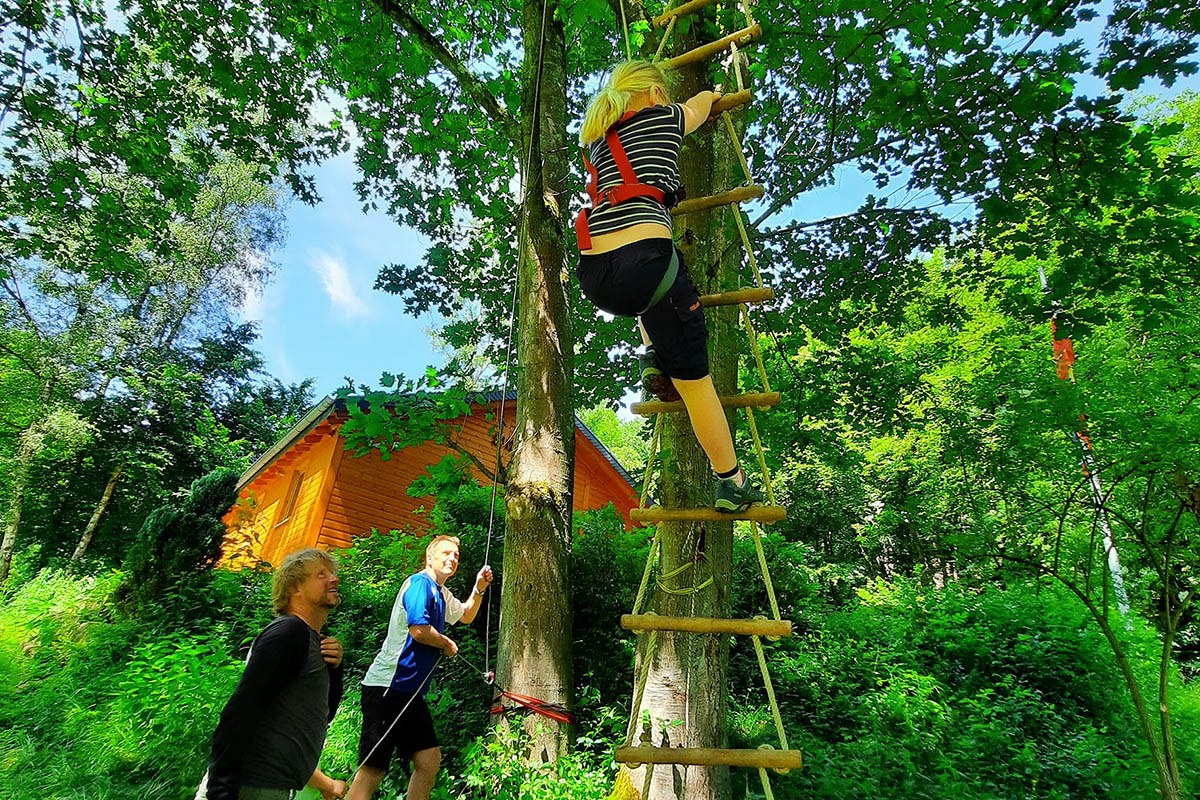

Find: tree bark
<box><xmin>618</xmin><ymin>46</ymin><xmax>747</xmax><ymax>800</ymax></box>
<box><xmin>495</xmin><ymin>0</ymin><xmax>575</xmax><ymax>763</ymax></box>
<box><xmin>0</xmin><ymin>439</ymin><xmax>35</xmax><ymax>587</ymax></box>
<box><xmin>1091</xmin><ymin>611</ymin><xmax>1182</xmax><ymax>800</ymax></box>
<box><xmin>71</xmin><ymin>464</ymin><xmax>124</xmax><ymax>562</ymax></box>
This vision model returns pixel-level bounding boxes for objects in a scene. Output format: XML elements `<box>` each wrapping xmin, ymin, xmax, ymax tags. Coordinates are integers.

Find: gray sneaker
<box><xmin>715</xmin><ymin>472</ymin><xmax>762</xmax><ymax>513</ymax></box>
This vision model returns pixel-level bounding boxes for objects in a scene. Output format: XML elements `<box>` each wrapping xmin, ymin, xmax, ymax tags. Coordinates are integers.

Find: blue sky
<box><xmin>242</xmin><ymin>151</ymin><xmax>440</xmax><ymax>394</ymax></box>
<box><xmin>242</xmin><ymin>6</ymin><xmax>1197</xmax><ymax>402</ymax></box>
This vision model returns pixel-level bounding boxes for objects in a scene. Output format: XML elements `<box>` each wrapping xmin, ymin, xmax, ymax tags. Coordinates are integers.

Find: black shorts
<box><xmin>357</xmin><ymin>685</ymin><xmax>439</xmax><ymax>771</ymax></box>
<box><xmin>577</xmin><ymin>239</ymin><xmax>709</xmax><ymax>380</ymax></box>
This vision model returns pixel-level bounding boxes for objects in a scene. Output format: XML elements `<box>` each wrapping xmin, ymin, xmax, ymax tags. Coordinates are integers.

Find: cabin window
<box><xmin>275</xmin><ymin>471</ymin><xmax>305</xmax><ymax>527</ymax></box>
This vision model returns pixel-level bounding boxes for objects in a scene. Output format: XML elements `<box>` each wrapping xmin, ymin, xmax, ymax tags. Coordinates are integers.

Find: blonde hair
<box><xmin>425</xmin><ymin>535</ymin><xmax>461</xmax><ymax>566</ymax></box>
<box><xmin>272</xmin><ymin>548</ymin><xmax>338</xmax><ymax>615</ymax></box>
<box><xmin>580</xmin><ymin>60</ymin><xmax>672</xmax><ymax>145</ymax></box>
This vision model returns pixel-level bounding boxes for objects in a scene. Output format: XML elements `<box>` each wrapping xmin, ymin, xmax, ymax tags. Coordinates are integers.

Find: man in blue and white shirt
<box><xmin>348</xmin><ymin>535</ymin><xmax>492</xmax><ymax>800</ymax></box>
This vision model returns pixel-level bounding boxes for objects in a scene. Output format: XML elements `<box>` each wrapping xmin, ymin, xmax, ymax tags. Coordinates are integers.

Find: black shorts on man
<box><xmin>577</xmin><ymin>238</ymin><xmax>709</xmax><ymax>381</ymax></box>
<box><xmin>357</xmin><ymin>686</ymin><xmax>439</xmax><ymax>770</ymax></box>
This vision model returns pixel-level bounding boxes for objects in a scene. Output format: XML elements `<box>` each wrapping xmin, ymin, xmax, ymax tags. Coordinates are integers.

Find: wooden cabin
<box><xmin>222</xmin><ymin>393</ymin><xmax>639</xmax><ymax>565</ymax></box>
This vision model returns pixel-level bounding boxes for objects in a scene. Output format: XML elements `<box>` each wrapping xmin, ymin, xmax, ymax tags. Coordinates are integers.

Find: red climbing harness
<box><xmin>575</xmin><ymin>111</ymin><xmax>669</xmax><ymax>251</ymax></box>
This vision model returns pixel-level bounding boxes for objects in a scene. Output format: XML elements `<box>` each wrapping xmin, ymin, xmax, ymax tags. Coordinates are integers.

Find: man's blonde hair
<box><xmin>580</xmin><ymin>60</ymin><xmax>672</xmax><ymax>145</ymax></box>
<box><xmin>424</xmin><ymin>535</ymin><xmax>461</xmax><ymax>566</ymax></box>
<box><xmin>272</xmin><ymin>548</ymin><xmax>338</xmax><ymax>615</ymax></box>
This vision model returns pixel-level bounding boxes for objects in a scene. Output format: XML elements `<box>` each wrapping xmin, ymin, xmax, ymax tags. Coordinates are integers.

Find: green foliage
<box><xmin>337</xmin><ymin>379</ymin><xmax>475</xmax><ymax>464</ymax></box>
<box><xmin>451</xmin><ymin>724</ymin><xmax>614</xmax><ymax>799</ymax></box>
<box><xmin>724</xmin><ymin>577</ymin><xmax>1200</xmax><ymax>799</ymax></box>
<box><xmin>115</xmin><ymin>467</ymin><xmax>240</xmax><ymax>612</ymax></box>
<box><xmin>8</xmin><ymin>557</ymin><xmax>1200</xmax><ymax>799</ymax></box>
<box><xmin>0</xmin><ymin>570</ymin><xmax>240</xmax><ymax>799</ymax></box>
<box><xmin>571</xmin><ymin>508</ymin><xmax>652</xmax><ymax>713</ymax></box>
<box><xmin>578</xmin><ymin>405</ymin><xmax>651</xmax><ymax>476</ymax></box>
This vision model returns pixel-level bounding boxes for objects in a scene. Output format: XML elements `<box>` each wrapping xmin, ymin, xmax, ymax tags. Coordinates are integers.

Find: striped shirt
<box><xmin>585</xmin><ymin>103</ymin><xmax>685</xmax><ymax>237</ymax></box>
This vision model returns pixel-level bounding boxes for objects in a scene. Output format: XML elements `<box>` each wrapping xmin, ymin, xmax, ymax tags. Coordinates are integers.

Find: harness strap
<box><xmin>582</xmin><ymin>149</ymin><xmax>600</xmax><ymax>205</ymax></box>
<box><xmin>605</xmin><ymin>127</ymin><xmax>666</xmax><ymax>204</ymax></box>
<box><xmin>575</xmin><ymin>113</ymin><xmax>669</xmax><ymax>251</ymax></box>
<box><xmin>637</xmin><ymin>246</ymin><xmax>679</xmax><ymax>315</ymax></box>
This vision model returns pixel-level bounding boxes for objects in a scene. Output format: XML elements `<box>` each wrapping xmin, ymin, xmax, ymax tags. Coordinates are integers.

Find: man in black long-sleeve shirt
<box><xmin>200</xmin><ymin>548</ymin><xmax>347</xmax><ymax>800</ymax></box>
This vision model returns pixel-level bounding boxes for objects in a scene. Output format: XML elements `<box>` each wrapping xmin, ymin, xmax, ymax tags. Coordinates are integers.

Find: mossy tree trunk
<box><xmin>495</xmin><ymin>0</ymin><xmax>576</xmax><ymax>763</ymax></box>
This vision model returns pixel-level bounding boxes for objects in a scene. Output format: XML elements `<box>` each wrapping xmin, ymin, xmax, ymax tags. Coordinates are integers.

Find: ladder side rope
<box><xmin>751</xmin><ymin>634</ymin><xmax>791</xmax><ymax>772</ymax></box>
<box><xmin>742</xmin><ymin>305</ymin><xmax>773</xmax><ymax>394</ymax></box>
<box><xmin>744</xmin><ymin>405</ymin><xmax>776</xmax><ymax>506</ymax></box>
<box><xmin>732</xmin><ymin>203</ymin><xmax>763</xmax><ymax>288</ymax></box>
<box><xmin>654</xmin><ymin>18</ymin><xmax>676</xmax><ymax>62</ymax></box>
<box><xmin>750</xmin><ymin>522</ymin><xmax>782</xmax><ymax>623</ymax></box>
<box><xmin>722</xmin><ymin>112</ymin><xmax>754</xmax><ymax>185</ymax></box>
<box><xmin>731</xmin><ymin>40</ymin><xmax>746</xmax><ymax>91</ymax></box>
<box><xmin>758</xmin><ymin>769</ymin><xmax>777</xmax><ymax>800</ymax></box>
<box><xmin>640</xmin><ymin>413</ymin><xmax>665</xmax><ymax>510</ymax></box>
<box><xmin>618</xmin><ymin>0</ymin><xmax>633</xmax><ymax>61</ymax></box>
<box><xmin>624</xmin><ymin>628</ymin><xmax>659</xmax><ymax>746</ymax></box>
<box><xmin>632</xmin><ymin>529</ymin><xmax>662</xmax><ymax>616</ymax></box>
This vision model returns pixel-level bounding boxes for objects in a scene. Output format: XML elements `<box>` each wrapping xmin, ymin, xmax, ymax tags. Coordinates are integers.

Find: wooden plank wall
<box><xmin>222</xmin><ymin>425</ymin><xmax>339</xmax><ymax>566</ymax></box>
<box><xmin>226</xmin><ymin>401</ymin><xmax>640</xmax><ymax>565</ymax></box>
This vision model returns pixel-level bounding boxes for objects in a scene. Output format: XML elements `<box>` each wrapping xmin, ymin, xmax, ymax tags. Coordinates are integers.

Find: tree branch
<box><xmin>371</xmin><ymin>0</ymin><xmax>518</xmax><ymax>146</ymax></box>
<box><xmin>754</xmin><ymin>204</ymin><xmax>953</xmax><ymax>240</ymax></box>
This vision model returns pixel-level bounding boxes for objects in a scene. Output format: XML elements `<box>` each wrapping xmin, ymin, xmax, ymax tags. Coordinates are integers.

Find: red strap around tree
<box><xmin>490</xmin><ymin>689</ymin><xmax>576</xmax><ymax>725</ymax></box>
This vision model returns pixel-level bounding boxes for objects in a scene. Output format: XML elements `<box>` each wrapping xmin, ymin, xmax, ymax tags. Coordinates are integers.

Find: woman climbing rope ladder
<box><xmin>575</xmin><ymin>60</ymin><xmax>761</xmax><ymax>513</ymax></box>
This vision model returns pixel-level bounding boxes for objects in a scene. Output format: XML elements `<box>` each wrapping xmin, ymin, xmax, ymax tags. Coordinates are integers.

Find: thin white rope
<box><xmin>482</xmin><ymin>0</ymin><xmax>553</xmax><ymax>678</ymax></box>
<box><xmin>618</xmin><ymin>0</ymin><xmax>632</xmax><ymax>60</ymax></box>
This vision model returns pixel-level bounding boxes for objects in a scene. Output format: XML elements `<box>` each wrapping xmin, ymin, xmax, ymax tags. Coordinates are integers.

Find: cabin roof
<box><xmin>236</xmin><ymin>392</ymin><xmax>637</xmax><ymax>493</ymax></box>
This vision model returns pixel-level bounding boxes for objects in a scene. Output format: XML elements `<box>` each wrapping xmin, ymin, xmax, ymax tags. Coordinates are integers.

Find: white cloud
<box><xmin>239</xmin><ymin>283</ymin><xmax>266</xmax><ymax>321</ymax></box>
<box><xmin>311</xmin><ymin>251</ymin><xmax>371</xmax><ymax>320</ymax></box>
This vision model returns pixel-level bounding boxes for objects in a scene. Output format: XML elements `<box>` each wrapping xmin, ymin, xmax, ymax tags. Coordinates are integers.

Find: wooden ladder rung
<box><xmin>615</xmin><ymin>746</ymin><xmax>804</xmax><ymax>771</ymax></box>
<box><xmin>699</xmin><ymin>287</ymin><xmax>774</xmax><ymax>308</ymax></box>
<box><xmin>630</xmin><ymin>505</ymin><xmax>787</xmax><ymax>524</ymax></box>
<box><xmin>653</xmin><ymin>0</ymin><xmax>721</xmax><ymax>28</ymax></box>
<box><xmin>665</xmin><ymin>24</ymin><xmax>763</xmax><ymax>71</ymax></box>
<box><xmin>632</xmin><ymin>391</ymin><xmax>780</xmax><ymax>416</ymax></box>
<box><xmin>622</xmin><ymin>614</ymin><xmax>792</xmax><ymax>637</ymax></box>
<box><xmin>672</xmin><ymin>185</ymin><xmax>764</xmax><ymax>216</ymax></box>
<box><xmin>708</xmin><ymin>90</ymin><xmax>753</xmax><ymax>119</ymax></box>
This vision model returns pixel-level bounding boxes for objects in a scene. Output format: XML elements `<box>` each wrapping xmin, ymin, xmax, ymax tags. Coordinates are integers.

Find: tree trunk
<box><xmin>71</xmin><ymin>464</ymin><xmax>124</xmax><ymax>562</ymax></box>
<box><xmin>0</xmin><ymin>441</ymin><xmax>35</xmax><ymax>587</ymax></box>
<box><xmin>495</xmin><ymin>0</ymin><xmax>575</xmax><ymax>763</ymax></box>
<box><xmin>1092</xmin><ymin>608</ymin><xmax>1182</xmax><ymax>800</ymax></box>
<box><xmin>618</xmin><ymin>51</ymin><xmax>746</xmax><ymax>800</ymax></box>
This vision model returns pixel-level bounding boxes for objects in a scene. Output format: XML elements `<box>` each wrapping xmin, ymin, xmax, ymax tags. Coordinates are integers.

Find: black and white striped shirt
<box><xmin>585</xmin><ymin>103</ymin><xmax>685</xmax><ymax>236</ymax></box>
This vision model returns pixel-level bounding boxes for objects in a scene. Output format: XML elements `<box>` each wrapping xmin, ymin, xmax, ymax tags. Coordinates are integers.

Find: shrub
<box><xmin>115</xmin><ymin>467</ymin><xmax>239</xmax><ymax>612</ymax></box>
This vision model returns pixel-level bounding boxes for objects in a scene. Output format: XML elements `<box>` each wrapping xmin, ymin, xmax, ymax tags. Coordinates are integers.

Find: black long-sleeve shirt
<box><xmin>206</xmin><ymin>615</ymin><xmax>343</xmax><ymax>800</ymax></box>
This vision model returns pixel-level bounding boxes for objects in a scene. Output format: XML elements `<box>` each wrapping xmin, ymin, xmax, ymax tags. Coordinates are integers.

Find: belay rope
<box><xmin>478</xmin><ymin>0</ymin><xmax>575</xmax><ymax>730</ymax></box>
<box><xmin>344</xmin><ymin>0</ymin><xmax>570</xmax><ymax>791</ymax></box>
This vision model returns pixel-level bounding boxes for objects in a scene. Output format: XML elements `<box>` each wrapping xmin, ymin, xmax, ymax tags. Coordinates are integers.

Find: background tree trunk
<box><xmin>71</xmin><ymin>464</ymin><xmax>124</xmax><ymax>562</ymax></box>
<box><xmin>0</xmin><ymin>440</ymin><xmax>36</xmax><ymax>587</ymax></box>
<box><xmin>495</xmin><ymin>0</ymin><xmax>575</xmax><ymax>763</ymax></box>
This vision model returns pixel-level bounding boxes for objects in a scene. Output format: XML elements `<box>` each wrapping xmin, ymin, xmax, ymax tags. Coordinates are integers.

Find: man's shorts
<box><xmin>358</xmin><ymin>685</ymin><xmax>439</xmax><ymax>770</ymax></box>
<box><xmin>577</xmin><ymin>238</ymin><xmax>709</xmax><ymax>381</ymax></box>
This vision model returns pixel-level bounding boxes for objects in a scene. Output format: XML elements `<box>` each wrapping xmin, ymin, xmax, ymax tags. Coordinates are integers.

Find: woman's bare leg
<box><xmin>670</xmin><ymin>375</ymin><xmax>738</xmax><ymax>476</ymax></box>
